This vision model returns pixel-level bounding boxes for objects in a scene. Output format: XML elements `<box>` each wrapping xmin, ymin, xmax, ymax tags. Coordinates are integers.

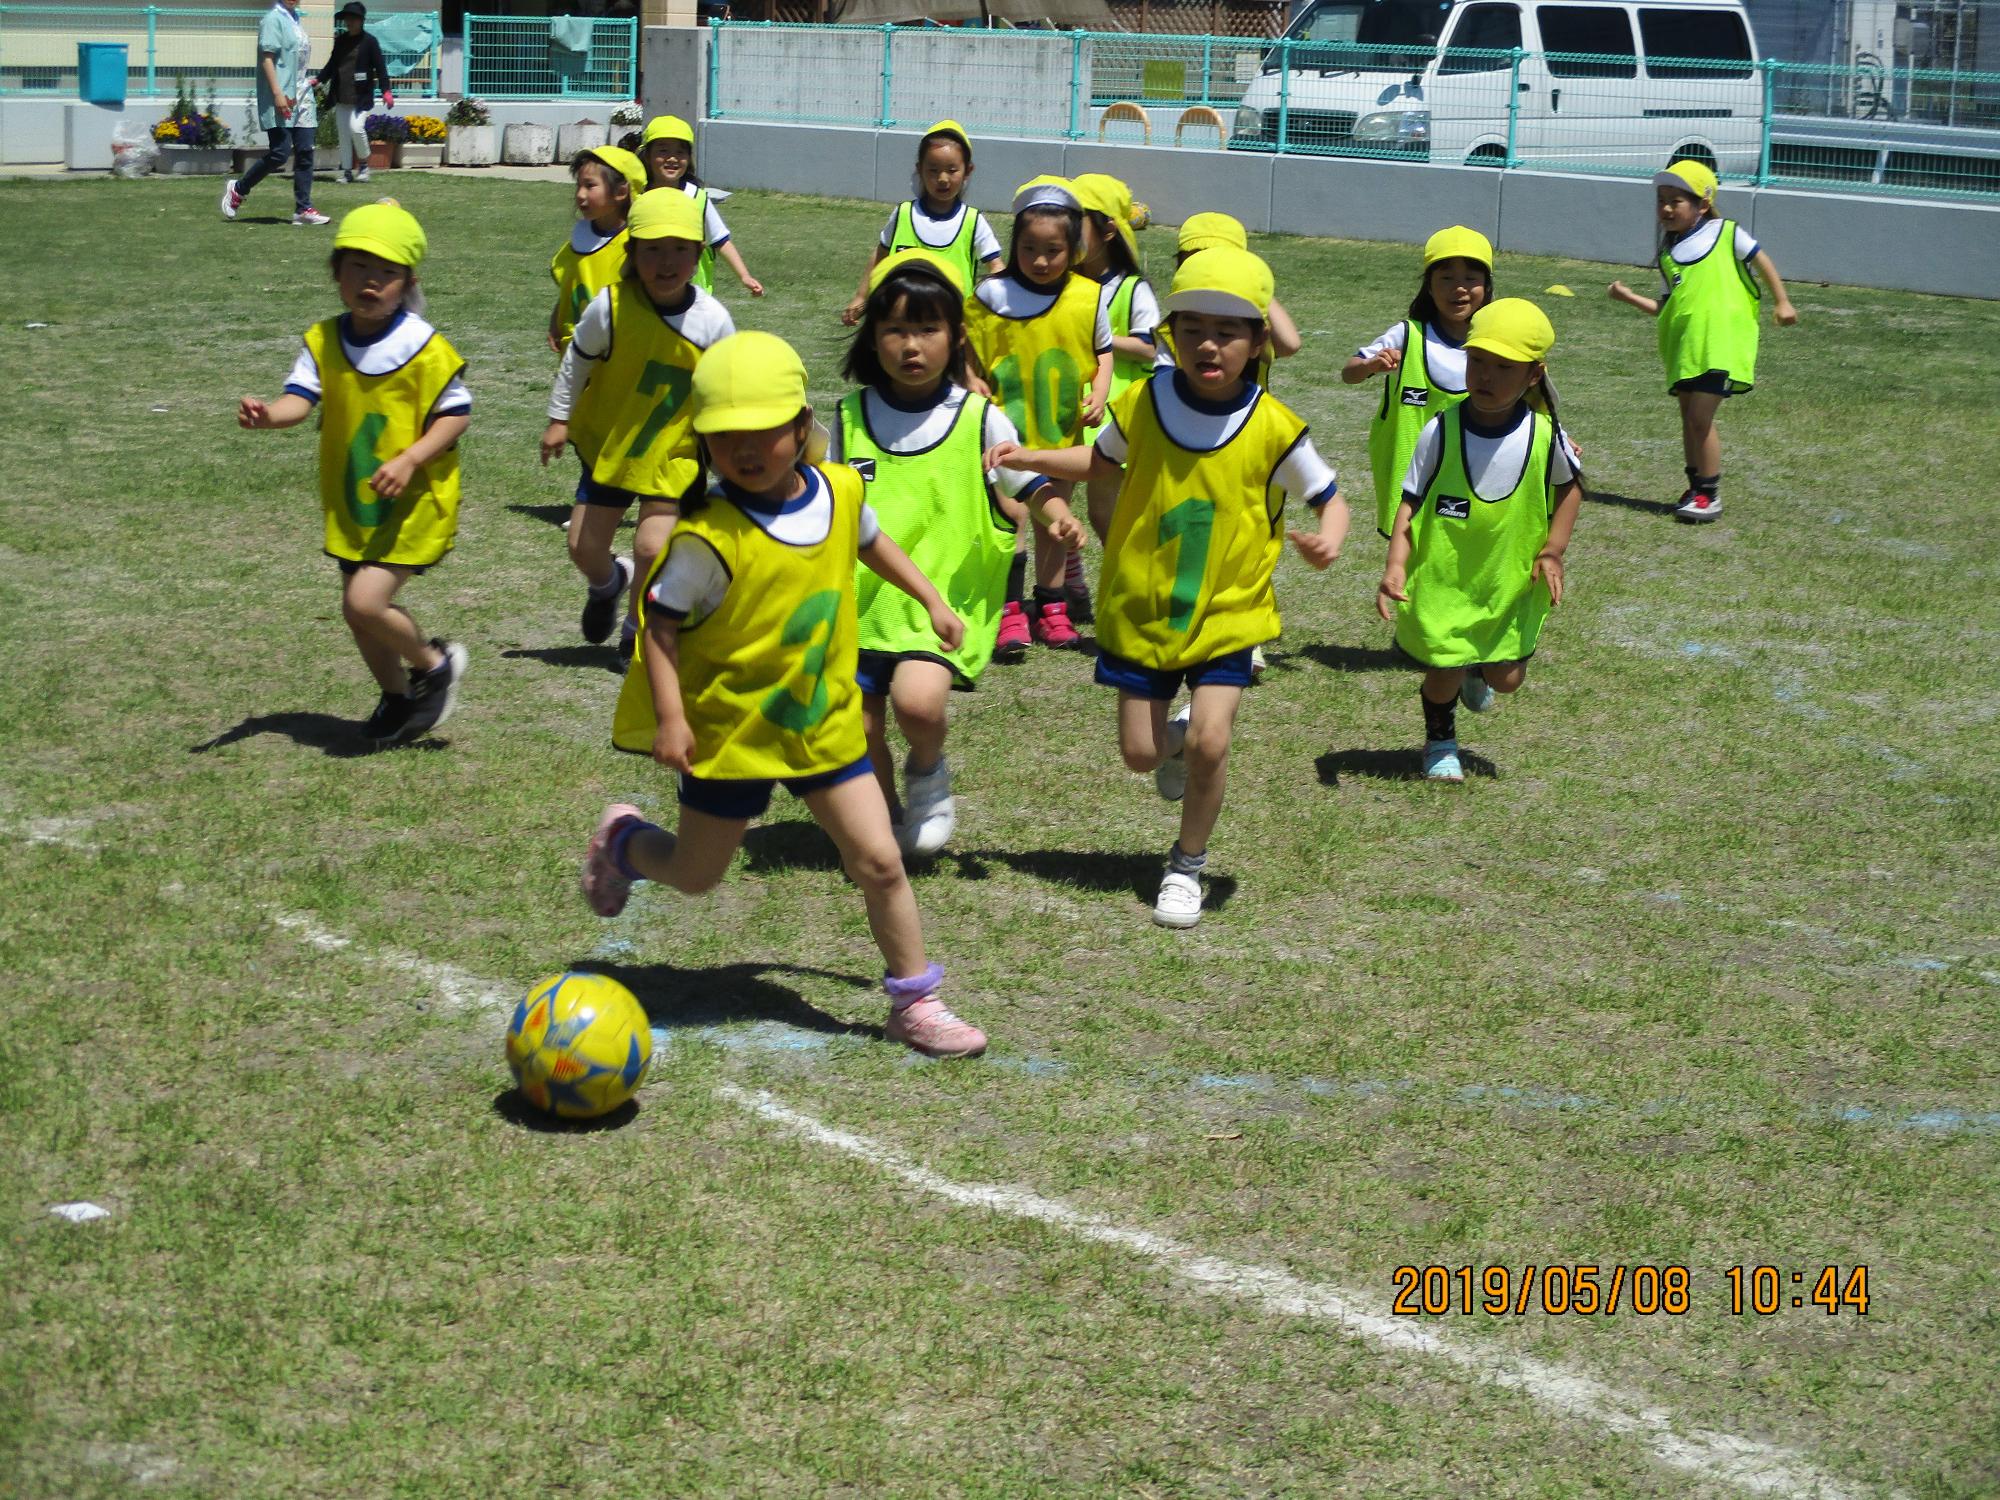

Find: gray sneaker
<box><xmin>291</xmin><ymin>207</ymin><xmax>331</xmax><ymax>227</ymax></box>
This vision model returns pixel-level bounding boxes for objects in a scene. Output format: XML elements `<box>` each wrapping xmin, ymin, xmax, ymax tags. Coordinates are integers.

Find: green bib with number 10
<box><xmin>568</xmin><ymin>280</ymin><xmax>705</xmax><ymax>500</ymax></box>
<box><xmin>1096</xmin><ymin>375</ymin><xmax>1305</xmax><ymax>671</ymax></box>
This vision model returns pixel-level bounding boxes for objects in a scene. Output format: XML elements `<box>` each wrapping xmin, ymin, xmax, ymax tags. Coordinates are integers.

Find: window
<box><xmin>1439</xmin><ymin>3</ymin><xmax>1521</xmax><ymax>74</ymax></box>
<box><xmin>1539</xmin><ymin>5</ymin><xmax>1638</xmax><ymax>78</ymax></box>
<box><xmin>1283</xmin><ymin>0</ymin><xmax>1457</xmax><ymax>72</ymax></box>
<box><xmin>1639</xmin><ymin>8</ymin><xmax>1753</xmax><ymax>78</ymax></box>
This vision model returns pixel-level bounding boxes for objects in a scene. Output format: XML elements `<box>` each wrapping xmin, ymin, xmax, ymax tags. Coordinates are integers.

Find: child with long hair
<box><xmin>1609</xmin><ymin>159</ymin><xmax>1797</xmax><ymax>523</ymax></box>
<box><xmin>1343</xmin><ymin>225</ymin><xmax>1493</xmax><ymax>540</ymax></box>
<box><xmin>963</xmin><ymin>176</ymin><xmax>1112</xmax><ymax>655</ymax></box>
<box><xmin>637</xmin><ymin>114</ymin><xmax>765</xmax><ymax>299</ymax></box>
<box><xmin>1070</xmin><ymin>173</ymin><xmax>1156</xmax><ymax>588</ymax></box>
<box><xmin>589</xmin><ymin>332</ymin><xmax>987</xmax><ymax>1059</ymax></box>
<box><xmin>541</xmin><ymin>190</ymin><xmax>734</xmax><ymax>652</ymax></box>
<box><xmin>842</xmin><ymin>120</ymin><xmax>1003</xmax><ymax>326</ymax></box>
<box><xmin>237</xmin><ymin>202</ymin><xmax>471</xmax><ymax>747</ymax></box>
<box><xmin>1377</xmin><ymin>299</ymin><xmax>1583</xmax><ymax>781</ymax></box>
<box><xmin>836</xmin><ymin>249</ymin><xmax>1083</xmax><ymax>853</ymax></box>
<box><xmin>548</xmin><ymin>145</ymin><xmax>646</xmax><ymax>355</ymax></box>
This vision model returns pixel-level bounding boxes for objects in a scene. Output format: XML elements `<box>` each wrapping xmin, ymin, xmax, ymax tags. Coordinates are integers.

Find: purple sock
<box><xmin>883</xmin><ymin>962</ymin><xmax>944</xmax><ymax>1010</ymax></box>
<box><xmin>609</xmin><ymin>817</ymin><xmax>655</xmax><ymax>883</ymax></box>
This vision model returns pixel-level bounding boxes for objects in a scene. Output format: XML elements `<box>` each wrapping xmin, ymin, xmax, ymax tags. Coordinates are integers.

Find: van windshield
<box><xmin>1284</xmin><ymin>0</ymin><xmax>1458</xmax><ymax>71</ymax></box>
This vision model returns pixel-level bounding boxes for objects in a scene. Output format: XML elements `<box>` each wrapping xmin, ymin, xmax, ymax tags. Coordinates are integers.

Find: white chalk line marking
<box><xmin>271</xmin><ymin>912</ymin><xmax>513</xmax><ymax>1014</ymax></box>
<box><xmin>721</xmin><ymin>1083</ymin><xmax>1895</xmax><ymax>1500</ymax></box>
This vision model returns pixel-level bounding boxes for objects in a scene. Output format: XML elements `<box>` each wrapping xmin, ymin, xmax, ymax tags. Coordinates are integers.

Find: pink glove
<box><xmin>382</xmin><ymin>91</ymin><xmax>393</xmax><ymax>109</ymax></box>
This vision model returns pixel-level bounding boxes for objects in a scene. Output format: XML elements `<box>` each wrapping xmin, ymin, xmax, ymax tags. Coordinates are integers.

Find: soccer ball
<box><xmin>505</xmin><ymin>971</ymin><xmax>654</xmax><ymax>1119</ymax></box>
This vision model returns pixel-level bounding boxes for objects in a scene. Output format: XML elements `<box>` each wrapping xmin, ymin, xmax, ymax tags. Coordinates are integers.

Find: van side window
<box><xmin>1439</xmin><ymin>2</ymin><xmax>1522</xmax><ymax>74</ymax></box>
<box><xmin>1540</xmin><ymin>5</ymin><xmax>1638</xmax><ymax>79</ymax></box>
<box><xmin>1639</xmin><ymin>7</ymin><xmax>1753</xmax><ymax>79</ymax></box>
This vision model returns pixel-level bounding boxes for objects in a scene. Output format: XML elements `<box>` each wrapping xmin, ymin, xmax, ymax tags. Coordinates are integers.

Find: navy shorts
<box><xmin>335</xmin><ymin>556</ymin><xmax>432</xmax><ymax>577</ymax></box>
<box><xmin>1095</xmin><ymin>646</ymin><xmax>1256</xmax><ymax>701</ymax></box>
<box><xmin>855</xmin><ymin>649</ymin><xmax>958</xmax><ymax>698</ymax></box>
<box><xmin>575</xmin><ymin>472</ymin><xmax>647</xmax><ymax>510</ymax></box>
<box><xmin>677</xmin><ymin>755</ymin><xmax>873</xmax><ymax>820</ymax></box>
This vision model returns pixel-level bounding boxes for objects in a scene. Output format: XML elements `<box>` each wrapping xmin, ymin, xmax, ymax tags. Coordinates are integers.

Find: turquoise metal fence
<box><xmin>0</xmin><ymin>5</ymin><xmax>439</xmax><ymax>98</ymax></box>
<box><xmin>463</xmin><ymin>13</ymin><xmax>636</xmax><ymax>101</ymax></box>
<box><xmin>705</xmin><ymin>23</ymin><xmax>2000</xmax><ymax>202</ymax></box>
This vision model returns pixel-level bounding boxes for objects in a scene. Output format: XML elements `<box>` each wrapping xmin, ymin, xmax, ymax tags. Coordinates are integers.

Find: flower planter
<box><xmin>445</xmin><ymin>124</ymin><xmax>497</xmax><ymax>167</ymax></box>
<box><xmin>366</xmin><ymin>139</ymin><xmax>401</xmax><ymax>170</ymax></box>
<box><xmin>157</xmin><ymin>144</ymin><xmax>234</xmax><ymax>176</ymax></box>
<box><xmin>401</xmin><ymin>143</ymin><xmax>444</xmax><ymax>169</ymax></box>
<box><xmin>501</xmin><ymin>122</ymin><xmax>554</xmax><ymax>166</ymax></box>
<box><xmin>555</xmin><ymin>120</ymin><xmax>607</xmax><ymax>159</ymax></box>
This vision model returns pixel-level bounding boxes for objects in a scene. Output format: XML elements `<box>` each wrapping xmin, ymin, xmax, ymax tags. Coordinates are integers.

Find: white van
<box><xmin>1231</xmin><ymin>0</ymin><xmax>1761</xmax><ymax>176</ymax></box>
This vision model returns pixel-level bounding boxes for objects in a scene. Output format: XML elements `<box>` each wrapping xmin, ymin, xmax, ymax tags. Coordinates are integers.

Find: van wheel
<box><xmin>1466</xmin><ymin>146</ymin><xmax>1507</xmax><ymax>168</ymax></box>
<box><xmin>1671</xmin><ymin>142</ymin><xmax>1718</xmax><ymax>170</ymax></box>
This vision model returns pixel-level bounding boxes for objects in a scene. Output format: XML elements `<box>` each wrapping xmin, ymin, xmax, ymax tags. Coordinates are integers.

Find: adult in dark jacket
<box><xmin>321</xmin><ymin>1</ymin><xmax>392</xmax><ymax>182</ymax></box>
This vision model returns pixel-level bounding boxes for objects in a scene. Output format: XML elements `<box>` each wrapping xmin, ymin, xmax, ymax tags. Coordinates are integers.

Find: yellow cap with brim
<box><xmin>627</xmin><ymin>187</ymin><xmax>704</xmax><ymax>242</ymax></box>
<box><xmin>1653</xmin><ymin>158</ymin><xmax>1719</xmax><ymax>201</ymax></box>
<box><xmin>334</xmin><ymin>200</ymin><xmax>426</xmax><ymax>268</ymax></box>
<box><xmin>1177</xmin><ymin>212</ymin><xmax>1247</xmax><ymax>254</ymax></box>
<box><xmin>869</xmin><ymin>246</ymin><xmax>967</xmax><ymax>298</ymax></box>
<box><xmin>920</xmin><ymin>118</ymin><xmax>973</xmax><ymax>161</ymax></box>
<box><xmin>1070</xmin><ymin>172</ymin><xmax>1141</xmax><ymax>269</ymax></box>
<box><xmin>1464</xmin><ymin>297</ymin><xmax>1555</xmax><ymax>364</ymax></box>
<box><xmin>578</xmin><ymin>144</ymin><xmax>647</xmax><ymax>197</ymax></box>
<box><xmin>1012</xmin><ymin>175</ymin><xmax>1079</xmax><ymax>214</ymax></box>
<box><xmin>1422</xmin><ymin>224</ymin><xmax>1494</xmax><ymax>270</ymax></box>
<box><xmin>692</xmin><ymin>331</ymin><xmax>810</xmax><ymax>434</ymax></box>
<box><xmin>1164</xmin><ymin>246</ymin><xmax>1272</xmax><ymax>320</ymax></box>
<box><xmin>641</xmin><ymin>114</ymin><xmax>695</xmax><ymax>148</ymax></box>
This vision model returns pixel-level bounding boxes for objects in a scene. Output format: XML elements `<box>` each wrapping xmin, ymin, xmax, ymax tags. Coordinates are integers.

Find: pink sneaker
<box><xmin>993</xmin><ymin>600</ymin><xmax>1030</xmax><ymax>662</ymax></box>
<box><xmin>581</xmin><ymin>802</ymin><xmax>646</xmax><ymax>917</ymax></box>
<box><xmin>1031</xmin><ymin>599</ymin><xmax>1080</xmax><ymax>649</ymax></box>
<box><xmin>885</xmin><ymin>996</ymin><xmax>987</xmax><ymax>1059</ymax></box>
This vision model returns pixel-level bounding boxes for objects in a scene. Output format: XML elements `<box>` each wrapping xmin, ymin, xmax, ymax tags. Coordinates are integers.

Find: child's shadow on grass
<box><xmin>1316</xmin><ymin>748</ymin><xmax>1497</xmax><ymax>784</ymax></box>
<box><xmin>506</xmin><ymin>502</ymin><xmax>576</xmax><ymax>527</ymax></box>
<box><xmin>501</xmin><ymin>645</ymin><xmax>624</xmax><ymax>675</ymax></box>
<box><xmin>1293</xmin><ymin>641</ymin><xmax>1408</xmax><ymax>673</ymax></box>
<box><xmin>967</xmin><ymin>847</ymin><xmax>1238</xmax><ymax>914</ymax></box>
<box><xmin>189</xmin><ymin>712</ymin><xmax>447</xmax><ymax>758</ymax></box>
<box><xmin>1586</xmin><ymin>490</ymin><xmax>1680</xmax><ymax>517</ymax></box>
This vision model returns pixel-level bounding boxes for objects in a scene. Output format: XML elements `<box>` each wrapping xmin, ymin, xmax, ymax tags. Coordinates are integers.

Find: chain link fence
<box><xmin>463</xmin><ymin>14</ymin><xmax>636</xmax><ymax>101</ymax></box>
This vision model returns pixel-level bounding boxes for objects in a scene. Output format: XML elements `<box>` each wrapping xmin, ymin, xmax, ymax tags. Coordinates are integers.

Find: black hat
<box><xmin>337</xmin><ymin>2</ymin><xmax>366</xmax><ymax>16</ymax></box>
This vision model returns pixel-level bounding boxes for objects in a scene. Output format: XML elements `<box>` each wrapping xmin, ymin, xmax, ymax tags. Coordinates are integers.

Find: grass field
<box><xmin>1</xmin><ymin>168</ymin><xmax>1996</xmax><ymax>1499</ymax></box>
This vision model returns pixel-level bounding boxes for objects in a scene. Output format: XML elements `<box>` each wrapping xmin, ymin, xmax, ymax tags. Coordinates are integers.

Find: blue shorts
<box><xmin>1095</xmin><ymin>646</ymin><xmax>1257</xmax><ymax>701</ymax></box>
<box><xmin>574</xmin><ymin>463</ymin><xmax>697</xmax><ymax>510</ymax></box>
<box><xmin>855</xmin><ymin>649</ymin><xmax>958</xmax><ymax>698</ymax></box>
<box><xmin>677</xmin><ymin>756</ymin><xmax>873</xmax><ymax>820</ymax></box>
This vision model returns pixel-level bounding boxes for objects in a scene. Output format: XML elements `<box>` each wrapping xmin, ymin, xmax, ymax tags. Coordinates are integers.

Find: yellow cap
<box><xmin>1421</xmin><ymin>224</ymin><xmax>1494</xmax><ymax>271</ymax></box>
<box><xmin>577</xmin><ymin>144</ymin><xmax>647</xmax><ymax>197</ymax></box>
<box><xmin>1654</xmin><ymin>158</ymin><xmax>1719</xmax><ymax>201</ymax></box>
<box><xmin>641</xmin><ymin>114</ymin><xmax>695</xmax><ymax>148</ymax></box>
<box><xmin>1012</xmin><ymin>175</ymin><xmax>1079</xmax><ymax>213</ymax></box>
<box><xmin>868</xmin><ymin>246</ymin><xmax>967</xmax><ymax>297</ymax></box>
<box><xmin>333</xmin><ymin>200</ymin><xmax>426</xmax><ymax>268</ymax></box>
<box><xmin>1070</xmin><ymin>172</ymin><xmax>1141</xmax><ymax>269</ymax></box>
<box><xmin>627</xmin><ymin>188</ymin><xmax>704</xmax><ymax>242</ymax></box>
<box><xmin>1464</xmin><ymin>297</ymin><xmax>1555</xmax><ymax>364</ymax></box>
<box><xmin>692</xmin><ymin>331</ymin><xmax>810</xmax><ymax>434</ymax></box>
<box><xmin>1177</xmin><ymin>212</ymin><xmax>1247</xmax><ymax>253</ymax></box>
<box><xmin>1164</xmin><ymin>246</ymin><xmax>1272</xmax><ymax>320</ymax></box>
<box><xmin>920</xmin><ymin>119</ymin><xmax>973</xmax><ymax>160</ymax></box>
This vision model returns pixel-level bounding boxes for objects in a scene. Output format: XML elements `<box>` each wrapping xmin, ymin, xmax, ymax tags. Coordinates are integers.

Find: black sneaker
<box><xmin>360</xmin><ymin>691</ymin><xmax>412</xmax><ymax>745</ymax></box>
<box><xmin>581</xmin><ymin>557</ymin><xmax>633</xmax><ymax>644</ymax></box>
<box><xmin>399</xmin><ymin>640</ymin><xmax>468</xmax><ymax>741</ymax></box>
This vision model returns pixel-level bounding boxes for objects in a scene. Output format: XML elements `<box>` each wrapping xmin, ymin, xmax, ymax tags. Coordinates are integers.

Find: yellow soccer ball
<box><xmin>505</xmin><ymin>972</ymin><xmax>654</xmax><ymax>1119</ymax></box>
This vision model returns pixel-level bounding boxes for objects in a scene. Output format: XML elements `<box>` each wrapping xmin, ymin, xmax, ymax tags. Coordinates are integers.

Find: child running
<box><xmin>1377</xmin><ymin>299</ymin><xmax>1583</xmax><ymax>782</ymax></box>
<box><xmin>1153</xmin><ymin>214</ymin><xmax>1302</xmax><ymax>383</ymax></box>
<box><xmin>1608</xmin><ymin>159</ymin><xmax>1797</xmax><ymax>523</ymax></box>
<box><xmin>1343</xmin><ymin>225</ymin><xmax>1493</xmax><ymax>540</ymax></box>
<box><xmin>987</xmin><ymin>248</ymin><xmax>1349</xmax><ymax>928</ymax></box>
<box><xmin>541</xmin><ymin>190</ymin><xmax>734</xmax><ymax>652</ymax></box>
<box><xmin>842</xmin><ymin>120</ymin><xmax>1003</xmax><ymax>326</ymax></box>
<box><xmin>237</xmin><ymin>201</ymin><xmax>471</xmax><ymax>747</ymax></box>
<box><xmin>548</xmin><ymin>145</ymin><xmax>646</xmax><ymax>355</ymax></box>
<box><xmin>637</xmin><ymin>114</ymin><xmax>765</xmax><ymax>299</ymax></box>
<box><xmin>963</xmin><ymin>176</ymin><xmax>1113</xmax><ymax>656</ymax></box>
<box><xmin>588</xmin><ymin>331</ymin><xmax>988</xmax><ymax>1060</ymax></box>
<box><xmin>1070</xmin><ymin>172</ymin><xmax>1156</xmax><ymax>583</ymax></box>
<box><xmin>835</xmin><ymin>248</ymin><xmax>1084</xmax><ymax>854</ymax></box>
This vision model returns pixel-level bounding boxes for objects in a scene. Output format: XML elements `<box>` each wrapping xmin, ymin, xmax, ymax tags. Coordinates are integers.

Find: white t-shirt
<box><xmin>878</xmin><ymin>200</ymin><xmax>1002</xmax><ymax>265</ymax></box>
<box><xmin>647</xmin><ymin>465</ymin><xmax>881</xmax><ymax>621</ymax></box>
<box><xmin>1355</xmin><ymin>320</ymin><xmax>1469</xmax><ymax>395</ymax></box>
<box><xmin>546</xmin><ymin>284</ymin><xmax>735</xmax><ymax>421</ymax></box>
<box><xmin>567</xmin><ymin>220</ymin><xmax>618</xmax><ymax>256</ymax></box>
<box><xmin>1095</xmin><ymin>372</ymin><xmax>1339</xmax><ymax>509</ymax></box>
<box><xmin>828</xmin><ymin>384</ymin><xmax>1048</xmax><ymax>502</ymax></box>
<box><xmin>973</xmin><ymin>272</ymin><xmax>1114</xmax><ymax>354</ymax></box>
<box><xmin>1100</xmin><ymin>274</ymin><xmax>1160</xmax><ymax>343</ymax></box>
<box><xmin>675</xmin><ymin>180</ymin><xmax>730</xmax><ymax>249</ymax></box>
<box><xmin>1400</xmin><ymin>404</ymin><xmax>1576</xmax><ymax>502</ymax></box>
<box><xmin>284</xmin><ymin>308</ymin><xmax>471</xmax><ymax>417</ymax></box>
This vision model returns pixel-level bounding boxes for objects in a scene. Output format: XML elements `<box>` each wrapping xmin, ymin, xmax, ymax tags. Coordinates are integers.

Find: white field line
<box><xmin>270</xmin><ymin>912</ymin><xmax>514</xmax><ymax>1014</ymax></box>
<box><xmin>721</xmin><ymin>1084</ymin><xmax>1895</xmax><ymax>1500</ymax></box>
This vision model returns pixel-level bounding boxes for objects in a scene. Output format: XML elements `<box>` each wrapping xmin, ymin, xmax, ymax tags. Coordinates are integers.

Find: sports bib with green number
<box><xmin>964</xmin><ymin>272</ymin><xmax>1100</xmax><ymax>449</ymax></box>
<box><xmin>614</xmin><ymin>464</ymin><xmax>868</xmax><ymax>778</ymax></box>
<box><xmin>549</xmin><ymin>227</ymin><xmax>628</xmax><ymax>353</ymax></box>
<box><xmin>1096</xmin><ymin>374</ymin><xmax>1306</xmax><ymax>671</ymax></box>
<box><xmin>307</xmin><ymin>316</ymin><xmax>464</xmax><ymax>567</ymax></box>
<box><xmin>567</xmin><ymin>280</ymin><xmax>707</xmax><ymax>501</ymax></box>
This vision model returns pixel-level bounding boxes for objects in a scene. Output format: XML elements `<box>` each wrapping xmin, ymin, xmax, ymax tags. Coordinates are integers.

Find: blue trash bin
<box><xmin>78</xmin><ymin>43</ymin><xmax>129</xmax><ymax>106</ymax></box>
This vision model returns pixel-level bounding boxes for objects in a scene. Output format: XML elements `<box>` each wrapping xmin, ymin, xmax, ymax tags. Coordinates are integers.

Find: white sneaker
<box><xmin>1459</xmin><ymin>669</ymin><xmax>1495</xmax><ymax>713</ymax></box>
<box><xmin>1154</xmin><ymin>702</ymin><xmax>1191</xmax><ymax>802</ymax></box>
<box><xmin>1250</xmin><ymin>644</ymin><xmax>1267</xmax><ymax>682</ymax></box>
<box><xmin>339</xmin><ymin>167</ymin><xmax>354</xmax><ymax>185</ymax></box>
<box><xmin>1153</xmin><ymin>869</ymin><xmax>1203</xmax><ymax>928</ymax></box>
<box><xmin>355</xmin><ymin>165</ymin><xmax>371</xmax><ymax>183</ymax></box>
<box><xmin>292</xmin><ymin>207</ymin><xmax>331</xmax><ymax>227</ymax></box>
<box><xmin>219</xmin><ymin>179</ymin><xmax>242</xmax><ymax>219</ymax></box>
<box><xmin>902</xmin><ymin>756</ymin><xmax>955</xmax><ymax>855</ymax></box>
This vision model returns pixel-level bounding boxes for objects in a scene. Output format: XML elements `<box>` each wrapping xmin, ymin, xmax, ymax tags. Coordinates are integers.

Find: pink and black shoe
<box><xmin>993</xmin><ymin>600</ymin><xmax>1030</xmax><ymax>662</ymax></box>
